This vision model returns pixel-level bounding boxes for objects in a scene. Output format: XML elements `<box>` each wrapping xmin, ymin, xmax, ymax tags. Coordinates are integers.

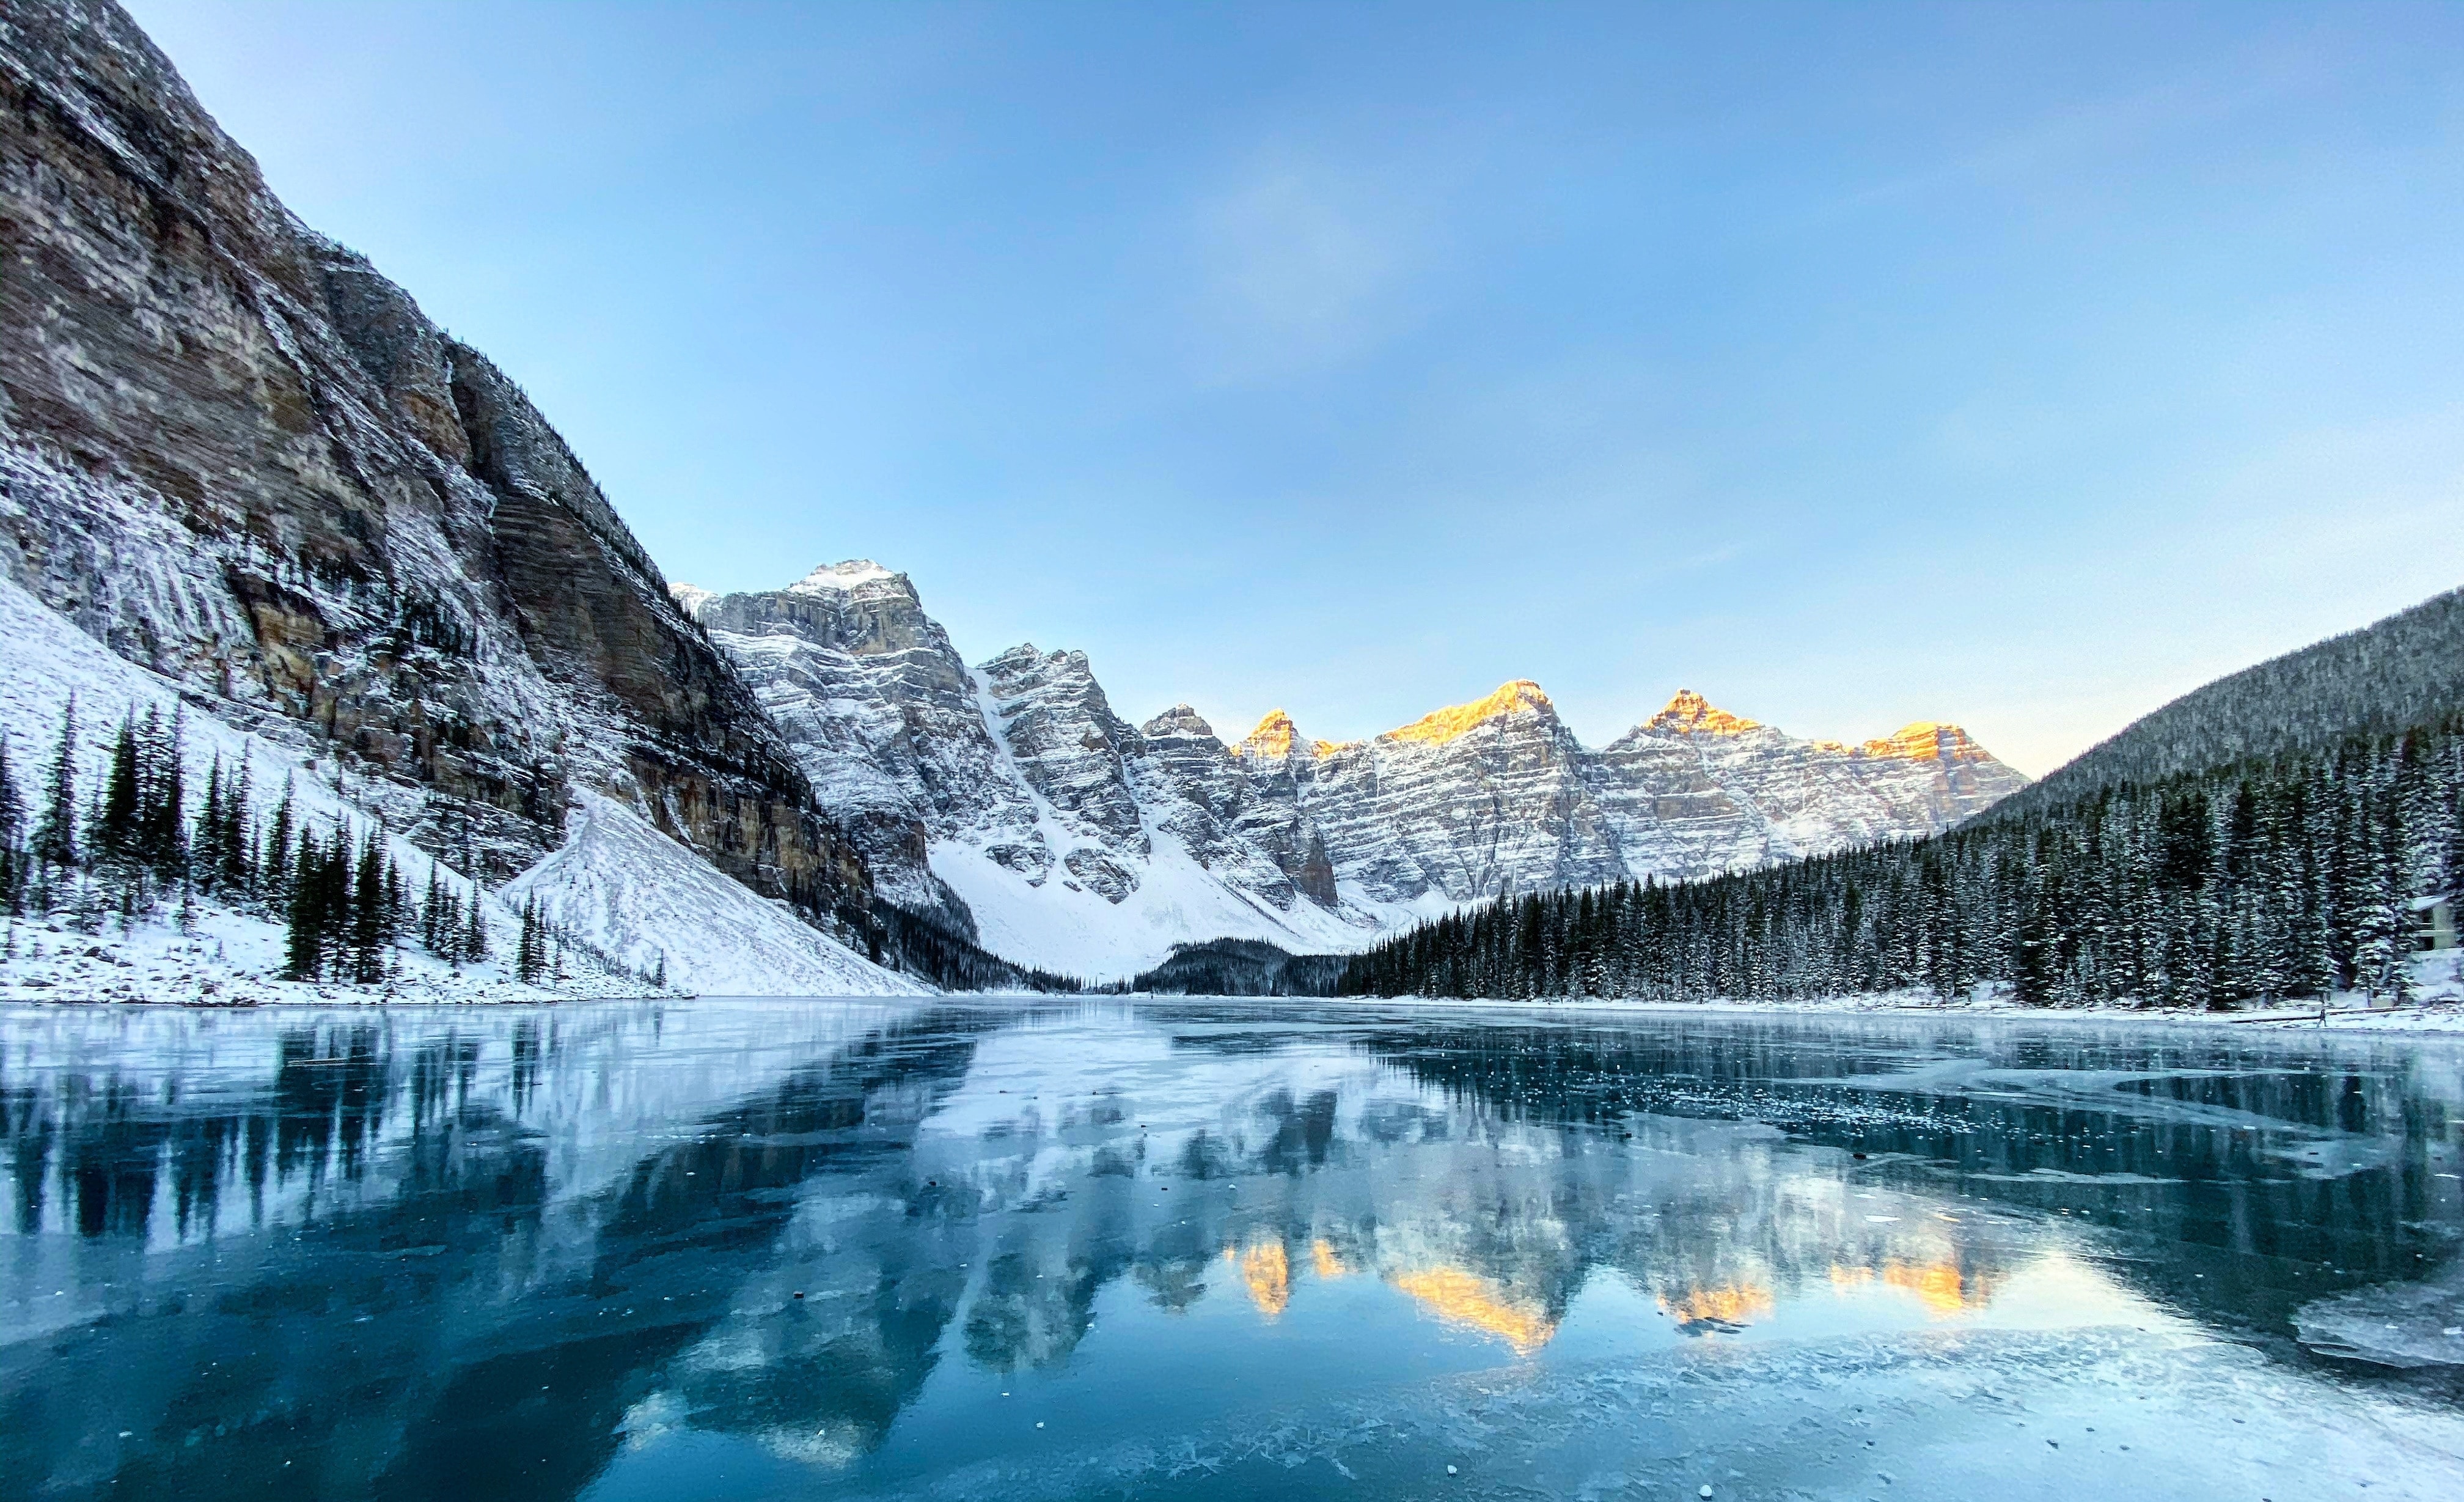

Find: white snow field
<box><xmin>504</xmin><ymin>792</ymin><xmax>925</xmax><ymax>997</ymax></box>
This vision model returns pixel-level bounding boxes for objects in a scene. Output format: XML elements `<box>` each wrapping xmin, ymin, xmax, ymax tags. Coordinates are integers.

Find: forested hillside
<box><xmin>1130</xmin><ymin>938</ymin><xmax>1351</xmax><ymax>995</ymax></box>
<box><xmin>1987</xmin><ymin>586</ymin><xmax>2464</xmax><ymax>819</ymax></box>
<box><xmin>1336</xmin><ymin>713</ymin><xmax>2463</xmax><ymax>1008</ymax></box>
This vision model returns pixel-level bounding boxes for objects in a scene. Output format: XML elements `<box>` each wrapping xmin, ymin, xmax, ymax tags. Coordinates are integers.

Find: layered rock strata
<box><xmin>0</xmin><ymin>0</ymin><xmax>869</xmax><ymax>921</ymax></box>
<box><xmin>681</xmin><ymin>563</ymin><xmax>2030</xmax><ymax>974</ymax></box>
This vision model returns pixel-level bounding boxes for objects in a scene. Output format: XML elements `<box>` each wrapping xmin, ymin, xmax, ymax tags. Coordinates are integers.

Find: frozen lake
<box><xmin>2</xmin><ymin>998</ymin><xmax>2461</xmax><ymax>1500</ymax></box>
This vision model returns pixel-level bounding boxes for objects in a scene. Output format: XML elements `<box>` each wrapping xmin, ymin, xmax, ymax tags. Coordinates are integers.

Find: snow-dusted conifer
<box><xmin>31</xmin><ymin>697</ymin><xmax>78</xmax><ymax>874</ymax></box>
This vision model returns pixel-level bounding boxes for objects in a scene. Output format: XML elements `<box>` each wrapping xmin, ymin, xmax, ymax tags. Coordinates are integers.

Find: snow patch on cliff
<box><xmin>929</xmin><ymin>828</ymin><xmax>1381</xmax><ymax>979</ymax></box>
<box><xmin>788</xmin><ymin>559</ymin><xmax>898</xmax><ymax>594</ymax></box>
<box><xmin>503</xmin><ymin>792</ymin><xmax>930</xmax><ymax>997</ymax></box>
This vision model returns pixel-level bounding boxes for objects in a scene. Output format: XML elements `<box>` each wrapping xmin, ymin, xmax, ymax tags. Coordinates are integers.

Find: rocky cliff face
<box><xmin>1238</xmin><ymin>682</ymin><xmax>2027</xmax><ymax>910</ymax></box>
<box><xmin>676</xmin><ymin>567</ymin><xmax>1371</xmax><ymax>973</ymax></box>
<box><xmin>684</xmin><ymin>562</ymin><xmax>2030</xmax><ymax>975</ymax></box>
<box><xmin>0</xmin><ymin>1</ymin><xmax>868</xmax><ymax>921</ymax></box>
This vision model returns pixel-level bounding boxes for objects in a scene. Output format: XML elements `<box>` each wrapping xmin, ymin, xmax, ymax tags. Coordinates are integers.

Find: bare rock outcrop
<box><xmin>0</xmin><ymin>0</ymin><xmax>867</xmax><ymax>915</ymax></box>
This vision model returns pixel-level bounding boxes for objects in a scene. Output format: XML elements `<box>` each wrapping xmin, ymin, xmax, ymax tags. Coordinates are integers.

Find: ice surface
<box><xmin>5</xmin><ymin>1001</ymin><xmax>2462</xmax><ymax>1500</ymax></box>
<box><xmin>2296</xmin><ymin>1261</ymin><xmax>2464</xmax><ymax>1369</ymax></box>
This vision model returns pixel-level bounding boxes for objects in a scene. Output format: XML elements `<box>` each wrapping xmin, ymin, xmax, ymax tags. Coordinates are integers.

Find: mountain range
<box><xmin>676</xmin><ymin>561</ymin><xmax>2028</xmax><ymax>973</ymax></box>
<box><xmin>1</xmin><ymin>0</ymin><xmax>2026</xmax><ymax>991</ymax></box>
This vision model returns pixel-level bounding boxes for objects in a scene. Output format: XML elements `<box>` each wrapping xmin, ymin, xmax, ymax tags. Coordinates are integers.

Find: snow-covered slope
<box><xmin>503</xmin><ymin>792</ymin><xmax>924</xmax><ymax>997</ymax></box>
<box><xmin>0</xmin><ymin>573</ymin><xmax>588</xmax><ymax>1001</ymax></box>
<box><xmin>680</xmin><ymin>565</ymin><xmax>2029</xmax><ymax>978</ymax></box>
<box><xmin>0</xmin><ymin>570</ymin><xmax>925</xmax><ymax>1000</ymax></box>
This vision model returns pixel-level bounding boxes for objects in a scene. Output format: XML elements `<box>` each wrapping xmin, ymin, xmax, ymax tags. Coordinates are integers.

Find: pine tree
<box><xmin>515</xmin><ymin>897</ymin><xmax>535</xmax><ymax>983</ymax></box>
<box><xmin>421</xmin><ymin>865</ymin><xmax>445</xmax><ymax>953</ymax></box>
<box><xmin>31</xmin><ymin>698</ymin><xmax>79</xmax><ymax>874</ymax></box>
<box><xmin>0</xmin><ymin>735</ymin><xmax>23</xmax><ymax>913</ymax></box>
<box><xmin>220</xmin><ymin>758</ymin><xmax>254</xmax><ymax>893</ymax></box>
<box><xmin>137</xmin><ymin>707</ymin><xmax>186</xmax><ymax>877</ymax></box>
<box><xmin>285</xmin><ymin>831</ymin><xmax>326</xmax><ymax>981</ymax></box>
<box><xmin>351</xmin><ymin>829</ymin><xmax>387</xmax><ymax>984</ymax></box>
<box><xmin>264</xmin><ymin>777</ymin><xmax>296</xmax><ymax>895</ymax></box>
<box><xmin>194</xmin><ymin>756</ymin><xmax>225</xmax><ymax>891</ymax></box>
<box><xmin>0</xmin><ymin>735</ymin><xmax>18</xmax><ymax>851</ymax></box>
<box><xmin>92</xmin><ymin>714</ymin><xmax>141</xmax><ymax>866</ymax></box>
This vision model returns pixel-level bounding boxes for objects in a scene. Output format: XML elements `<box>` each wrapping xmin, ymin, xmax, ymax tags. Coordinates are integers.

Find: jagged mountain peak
<box><xmin>1143</xmin><ymin>704</ymin><xmax>1219</xmax><ymax>741</ymax></box>
<box><xmin>1239</xmin><ymin>709</ymin><xmax>1344</xmax><ymax>762</ymax></box>
<box><xmin>787</xmin><ymin>559</ymin><xmax>903</xmax><ymax>595</ymax></box>
<box><xmin>983</xmin><ymin>642</ymin><xmax>1103</xmax><ymax>676</ymax></box>
<box><xmin>1387</xmin><ymin>680</ymin><xmax>1558</xmax><ymax>747</ymax></box>
<box><xmin>1646</xmin><ymin>689</ymin><xmax>1762</xmax><ymax>737</ymax></box>
<box><xmin>1857</xmin><ymin>721</ymin><xmax>1993</xmax><ymax>763</ymax></box>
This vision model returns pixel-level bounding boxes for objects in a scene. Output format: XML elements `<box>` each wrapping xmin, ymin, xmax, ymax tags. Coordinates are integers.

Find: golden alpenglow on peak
<box><xmin>1647</xmin><ymin>689</ymin><xmax>1762</xmax><ymax>736</ymax></box>
<box><xmin>1238</xmin><ymin>709</ymin><xmax>1340</xmax><ymax>760</ymax></box>
<box><xmin>1385</xmin><ymin>680</ymin><xmax>1557</xmax><ymax>746</ymax></box>
<box><xmin>1859</xmin><ymin>722</ymin><xmax>1992</xmax><ymax>763</ymax></box>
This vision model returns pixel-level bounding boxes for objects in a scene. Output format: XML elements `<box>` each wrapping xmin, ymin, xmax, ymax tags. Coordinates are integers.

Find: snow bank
<box><xmin>930</xmin><ymin>828</ymin><xmax>1395</xmax><ymax>980</ymax></box>
<box><xmin>502</xmin><ymin>792</ymin><xmax>930</xmax><ymax>997</ymax></box>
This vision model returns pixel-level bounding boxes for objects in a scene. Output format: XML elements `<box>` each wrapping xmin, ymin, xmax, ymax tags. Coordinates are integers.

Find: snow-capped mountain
<box><xmin>680</xmin><ymin>564</ymin><xmax>1376</xmax><ymax>976</ymax></box>
<box><xmin>679</xmin><ymin>565</ymin><xmax>2030</xmax><ymax>977</ymax></box>
<box><xmin>0</xmin><ymin>0</ymin><xmax>922</xmax><ymax>995</ymax></box>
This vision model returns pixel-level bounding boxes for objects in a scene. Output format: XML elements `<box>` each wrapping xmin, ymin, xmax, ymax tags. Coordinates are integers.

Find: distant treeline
<box><xmin>1131</xmin><ymin>938</ymin><xmax>1351</xmax><ymax>996</ymax></box>
<box><xmin>1336</xmin><ymin>715</ymin><xmax>2464</xmax><ymax>1009</ymax></box>
<box><xmin>862</xmin><ymin>899</ymin><xmax>1090</xmax><ymax>993</ymax></box>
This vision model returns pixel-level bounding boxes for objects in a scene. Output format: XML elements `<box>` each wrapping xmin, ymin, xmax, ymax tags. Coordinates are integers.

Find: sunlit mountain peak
<box><xmin>1237</xmin><ymin>709</ymin><xmax>1343</xmax><ymax>761</ymax></box>
<box><xmin>1646</xmin><ymin>688</ymin><xmax>1762</xmax><ymax>737</ymax></box>
<box><xmin>1385</xmin><ymin>680</ymin><xmax>1558</xmax><ymax>747</ymax></box>
<box><xmin>1857</xmin><ymin>721</ymin><xmax>1995</xmax><ymax>764</ymax></box>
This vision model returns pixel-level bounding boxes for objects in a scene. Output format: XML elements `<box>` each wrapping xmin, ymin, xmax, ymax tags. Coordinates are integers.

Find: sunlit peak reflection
<box><xmin>1829</xmin><ymin>1259</ymin><xmax>1998</xmax><ymax>1317</ymax></box>
<box><xmin>1230</xmin><ymin>1240</ymin><xmax>1292</xmax><ymax>1318</ymax></box>
<box><xmin>1312</xmin><ymin>1239</ymin><xmax>1351</xmax><ymax>1280</ymax></box>
<box><xmin>1658</xmin><ymin>1281</ymin><xmax>1777</xmax><ymax>1329</ymax></box>
<box><xmin>1390</xmin><ymin>1266</ymin><xmax>1558</xmax><ymax>1353</ymax></box>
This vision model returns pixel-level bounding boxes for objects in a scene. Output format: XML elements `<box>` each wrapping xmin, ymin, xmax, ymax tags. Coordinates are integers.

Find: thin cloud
<box><xmin>1184</xmin><ymin>156</ymin><xmax>1425</xmax><ymax>383</ymax></box>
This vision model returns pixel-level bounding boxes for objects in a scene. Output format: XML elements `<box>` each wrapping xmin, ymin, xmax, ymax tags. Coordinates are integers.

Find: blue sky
<box><xmin>128</xmin><ymin>1</ymin><xmax>2464</xmax><ymax>775</ymax></box>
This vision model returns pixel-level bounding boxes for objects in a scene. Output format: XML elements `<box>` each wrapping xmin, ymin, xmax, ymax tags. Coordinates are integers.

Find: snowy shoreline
<box><xmin>9</xmin><ymin>922</ymin><xmax>2462</xmax><ymax>1035</ymax></box>
<box><xmin>1285</xmin><ymin>988</ymin><xmax>2464</xmax><ymax>1034</ymax></box>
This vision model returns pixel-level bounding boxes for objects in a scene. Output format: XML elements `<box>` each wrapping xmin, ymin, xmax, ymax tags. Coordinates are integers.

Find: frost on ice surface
<box><xmin>503</xmin><ymin>793</ymin><xmax>930</xmax><ymax>996</ymax></box>
<box><xmin>2295</xmin><ymin>1263</ymin><xmax>2464</xmax><ymax>1369</ymax></box>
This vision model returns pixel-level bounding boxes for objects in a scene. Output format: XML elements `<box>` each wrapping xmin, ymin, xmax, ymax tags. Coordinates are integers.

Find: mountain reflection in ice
<box><xmin>2</xmin><ymin>1000</ymin><xmax>2461</xmax><ymax>1501</ymax></box>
